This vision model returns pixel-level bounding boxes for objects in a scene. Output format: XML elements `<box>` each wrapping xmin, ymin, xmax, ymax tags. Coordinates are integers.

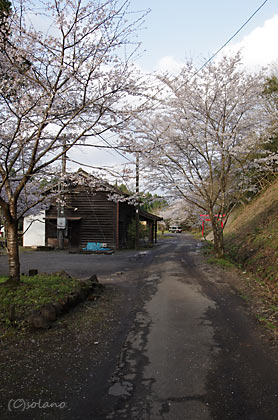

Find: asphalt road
<box><xmin>1</xmin><ymin>234</ymin><xmax>278</xmax><ymax>419</ymax></box>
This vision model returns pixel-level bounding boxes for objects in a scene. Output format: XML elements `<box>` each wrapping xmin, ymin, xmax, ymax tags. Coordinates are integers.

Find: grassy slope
<box><xmin>224</xmin><ymin>181</ymin><xmax>278</xmax><ymax>334</ymax></box>
<box><xmin>225</xmin><ymin>180</ymin><xmax>278</xmax><ymax>284</ymax></box>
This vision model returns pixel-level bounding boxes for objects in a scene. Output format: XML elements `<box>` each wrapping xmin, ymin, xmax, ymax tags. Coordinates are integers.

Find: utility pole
<box><xmin>62</xmin><ymin>139</ymin><xmax>67</xmax><ymax>175</ymax></box>
<box><xmin>57</xmin><ymin>138</ymin><xmax>67</xmax><ymax>249</ymax></box>
<box><xmin>135</xmin><ymin>151</ymin><xmax>140</xmax><ymax>249</ymax></box>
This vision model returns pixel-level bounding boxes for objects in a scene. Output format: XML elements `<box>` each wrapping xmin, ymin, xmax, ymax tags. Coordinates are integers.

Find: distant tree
<box><xmin>0</xmin><ymin>0</ymin><xmax>148</xmax><ymax>284</ymax></box>
<box><xmin>159</xmin><ymin>199</ymin><xmax>199</xmax><ymax>230</ymax></box>
<box><xmin>116</xmin><ymin>183</ymin><xmax>131</xmax><ymax>195</ymax></box>
<box><xmin>263</xmin><ymin>74</ymin><xmax>278</xmax><ymax>145</ymax></box>
<box><xmin>0</xmin><ymin>0</ymin><xmax>11</xmax><ymax>27</ymax></box>
<box><xmin>127</xmin><ymin>218</ymin><xmax>147</xmax><ymax>247</ymax></box>
<box><xmin>246</xmin><ymin>73</ymin><xmax>278</xmax><ymax>191</ymax></box>
<box><xmin>0</xmin><ymin>0</ymin><xmax>10</xmax><ymax>13</ymax></box>
<box><xmin>114</xmin><ymin>184</ymin><xmax>167</xmax><ymax>212</ymax></box>
<box><xmin>264</xmin><ymin>75</ymin><xmax>278</xmax><ymax>95</ymax></box>
<box><xmin>139</xmin><ymin>192</ymin><xmax>167</xmax><ymax>213</ymax></box>
<box><xmin>0</xmin><ymin>0</ymin><xmax>11</xmax><ymax>79</ymax></box>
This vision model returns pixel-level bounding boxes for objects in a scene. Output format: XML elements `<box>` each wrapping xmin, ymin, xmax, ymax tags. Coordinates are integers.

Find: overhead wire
<box><xmin>194</xmin><ymin>0</ymin><xmax>269</xmax><ymax>76</ymax></box>
<box><xmin>63</xmin><ymin>1</ymin><xmax>271</xmax><ymax>174</ymax></box>
<box><xmin>67</xmin><ymin>157</ymin><xmax>132</xmax><ymax>177</ymax></box>
<box><xmin>96</xmin><ymin>133</ymin><xmax>134</xmax><ymax>163</ymax></box>
<box><xmin>73</xmin><ymin>133</ymin><xmax>134</xmax><ymax>163</ymax></box>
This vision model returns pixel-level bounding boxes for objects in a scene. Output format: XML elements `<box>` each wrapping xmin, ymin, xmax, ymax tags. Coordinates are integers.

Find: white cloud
<box><xmin>156</xmin><ymin>15</ymin><xmax>278</xmax><ymax>74</ymax></box>
<box><xmin>223</xmin><ymin>14</ymin><xmax>278</xmax><ymax>71</ymax></box>
<box><xmin>156</xmin><ymin>56</ymin><xmax>184</xmax><ymax>74</ymax></box>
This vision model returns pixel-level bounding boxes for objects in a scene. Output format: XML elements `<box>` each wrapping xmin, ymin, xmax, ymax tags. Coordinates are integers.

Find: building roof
<box><xmin>61</xmin><ymin>169</ymin><xmax>163</xmax><ymax>222</ymax></box>
<box><xmin>139</xmin><ymin>208</ymin><xmax>163</xmax><ymax>222</ymax></box>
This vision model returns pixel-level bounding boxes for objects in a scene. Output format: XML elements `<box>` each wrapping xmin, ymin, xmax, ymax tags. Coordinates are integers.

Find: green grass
<box><xmin>239</xmin><ymin>292</ymin><xmax>249</xmax><ymax>301</ymax></box>
<box><xmin>0</xmin><ymin>274</ymin><xmax>80</xmax><ymax>335</ymax></box>
<box><xmin>190</xmin><ymin>230</ymin><xmax>204</xmax><ymax>239</ymax></box>
<box><xmin>257</xmin><ymin>316</ymin><xmax>277</xmax><ymax>331</ymax></box>
<box><xmin>206</xmin><ymin>256</ymin><xmax>236</xmax><ymax>268</ymax></box>
<box><xmin>200</xmin><ymin>241</ymin><xmax>236</xmax><ymax>268</ymax></box>
<box><xmin>0</xmin><ymin>246</ymin><xmax>37</xmax><ymax>255</ymax></box>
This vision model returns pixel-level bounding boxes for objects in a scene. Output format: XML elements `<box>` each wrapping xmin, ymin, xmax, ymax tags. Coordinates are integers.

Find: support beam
<box><xmin>135</xmin><ymin>152</ymin><xmax>139</xmax><ymax>249</ymax></box>
<box><xmin>116</xmin><ymin>201</ymin><xmax>119</xmax><ymax>249</ymax></box>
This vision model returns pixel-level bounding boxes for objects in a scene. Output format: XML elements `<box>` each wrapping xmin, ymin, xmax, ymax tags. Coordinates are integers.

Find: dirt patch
<box><xmin>228</xmin><ymin>269</ymin><xmax>278</xmax><ymax>340</ymax></box>
<box><xmin>200</xmin><ymin>254</ymin><xmax>278</xmax><ymax>342</ymax></box>
<box><xmin>0</xmin><ymin>284</ymin><xmax>129</xmax><ymax>419</ymax></box>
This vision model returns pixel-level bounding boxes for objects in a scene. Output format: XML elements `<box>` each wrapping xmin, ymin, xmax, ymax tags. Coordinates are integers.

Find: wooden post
<box><xmin>116</xmin><ymin>201</ymin><xmax>119</xmax><ymax>249</ymax></box>
<box><xmin>135</xmin><ymin>152</ymin><xmax>139</xmax><ymax>249</ymax></box>
<box><xmin>57</xmin><ymin>138</ymin><xmax>67</xmax><ymax>249</ymax></box>
<box><xmin>148</xmin><ymin>221</ymin><xmax>153</xmax><ymax>245</ymax></box>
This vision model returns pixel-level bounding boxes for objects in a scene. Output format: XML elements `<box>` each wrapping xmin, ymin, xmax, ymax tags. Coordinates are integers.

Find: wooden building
<box><xmin>44</xmin><ymin>175</ymin><xmax>162</xmax><ymax>250</ymax></box>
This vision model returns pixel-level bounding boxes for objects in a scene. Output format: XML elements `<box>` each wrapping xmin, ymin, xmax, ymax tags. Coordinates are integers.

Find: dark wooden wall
<box><xmin>46</xmin><ymin>187</ymin><xmax>116</xmax><ymax>249</ymax></box>
<box><xmin>45</xmin><ymin>185</ymin><xmax>160</xmax><ymax>250</ymax></box>
<box><xmin>118</xmin><ymin>201</ymin><xmax>135</xmax><ymax>248</ymax></box>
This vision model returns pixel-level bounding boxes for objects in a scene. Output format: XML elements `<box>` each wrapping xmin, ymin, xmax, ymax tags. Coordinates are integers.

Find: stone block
<box><xmin>29</xmin><ymin>269</ymin><xmax>38</xmax><ymax>276</ymax></box>
<box><xmin>28</xmin><ymin>311</ymin><xmax>49</xmax><ymax>329</ymax></box>
<box><xmin>40</xmin><ymin>303</ymin><xmax>57</xmax><ymax>321</ymax></box>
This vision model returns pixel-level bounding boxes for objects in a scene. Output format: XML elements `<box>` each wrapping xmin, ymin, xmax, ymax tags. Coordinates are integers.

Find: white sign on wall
<box><xmin>57</xmin><ymin>217</ymin><xmax>66</xmax><ymax>229</ymax></box>
<box><xmin>23</xmin><ymin>211</ymin><xmax>45</xmax><ymax>247</ymax></box>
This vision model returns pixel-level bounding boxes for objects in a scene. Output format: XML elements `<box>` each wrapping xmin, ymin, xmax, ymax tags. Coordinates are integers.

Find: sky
<box><xmin>67</xmin><ymin>0</ymin><xmax>278</xmax><ymax>175</ymax></box>
<box><xmin>130</xmin><ymin>0</ymin><xmax>278</xmax><ymax>73</ymax></box>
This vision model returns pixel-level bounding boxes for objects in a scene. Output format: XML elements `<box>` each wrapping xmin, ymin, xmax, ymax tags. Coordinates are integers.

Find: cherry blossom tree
<box><xmin>0</xmin><ymin>0</ymin><xmax>148</xmax><ymax>284</ymax></box>
<box><xmin>126</xmin><ymin>55</ymin><xmax>268</xmax><ymax>256</ymax></box>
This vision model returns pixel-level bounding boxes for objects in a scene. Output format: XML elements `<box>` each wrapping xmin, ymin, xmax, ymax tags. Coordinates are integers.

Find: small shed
<box><xmin>42</xmin><ymin>174</ymin><xmax>162</xmax><ymax>250</ymax></box>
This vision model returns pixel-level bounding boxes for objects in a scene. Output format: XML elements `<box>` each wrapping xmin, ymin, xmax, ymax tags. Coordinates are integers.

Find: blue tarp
<box><xmin>82</xmin><ymin>242</ymin><xmax>111</xmax><ymax>251</ymax></box>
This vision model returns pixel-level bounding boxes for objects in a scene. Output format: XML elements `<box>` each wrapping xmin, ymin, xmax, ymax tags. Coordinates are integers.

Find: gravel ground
<box><xmin>0</xmin><ymin>249</ymin><xmax>146</xmax><ymax>279</ymax></box>
<box><xmin>0</xmin><ymin>283</ymin><xmax>141</xmax><ymax>419</ymax></box>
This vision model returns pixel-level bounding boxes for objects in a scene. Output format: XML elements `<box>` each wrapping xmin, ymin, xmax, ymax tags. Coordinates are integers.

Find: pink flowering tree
<box><xmin>124</xmin><ymin>55</ymin><xmax>268</xmax><ymax>256</ymax></box>
<box><xmin>0</xmin><ymin>0</ymin><xmax>148</xmax><ymax>284</ymax></box>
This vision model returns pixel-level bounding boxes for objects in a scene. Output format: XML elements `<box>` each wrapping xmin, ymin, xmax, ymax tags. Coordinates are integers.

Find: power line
<box><xmin>74</xmin><ymin>132</ymin><xmax>134</xmax><ymax>163</ymax></box>
<box><xmin>194</xmin><ymin>0</ymin><xmax>269</xmax><ymax>76</ymax></box>
<box><xmin>96</xmin><ymin>133</ymin><xmax>134</xmax><ymax>163</ymax></box>
<box><xmin>67</xmin><ymin>158</ymin><xmax>130</xmax><ymax>176</ymax></box>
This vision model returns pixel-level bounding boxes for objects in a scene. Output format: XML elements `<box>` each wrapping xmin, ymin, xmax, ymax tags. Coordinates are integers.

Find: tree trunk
<box><xmin>211</xmin><ymin>218</ymin><xmax>224</xmax><ymax>258</ymax></box>
<box><xmin>6</xmin><ymin>218</ymin><xmax>20</xmax><ymax>284</ymax></box>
